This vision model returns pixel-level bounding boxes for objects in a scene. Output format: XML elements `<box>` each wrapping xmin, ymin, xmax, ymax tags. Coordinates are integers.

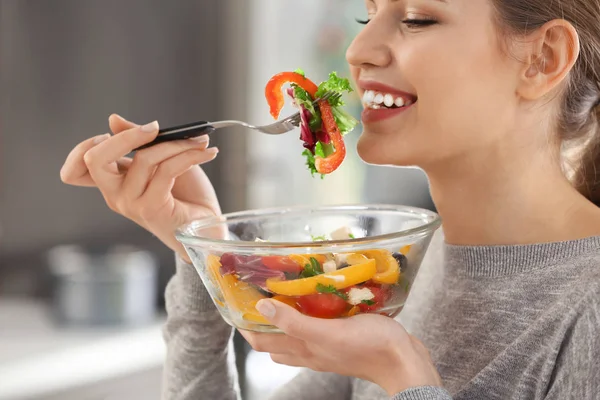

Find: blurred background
<box><xmin>0</xmin><ymin>0</ymin><xmax>433</xmax><ymax>399</ymax></box>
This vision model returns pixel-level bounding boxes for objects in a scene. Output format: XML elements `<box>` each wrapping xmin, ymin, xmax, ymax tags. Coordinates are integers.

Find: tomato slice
<box><xmin>262</xmin><ymin>256</ymin><xmax>303</xmax><ymax>273</ymax></box>
<box><xmin>357</xmin><ymin>285</ymin><xmax>391</xmax><ymax>313</ymax></box>
<box><xmin>297</xmin><ymin>293</ymin><xmax>348</xmax><ymax>319</ymax></box>
<box><xmin>264</xmin><ymin>72</ymin><xmax>319</xmax><ymax>119</ymax></box>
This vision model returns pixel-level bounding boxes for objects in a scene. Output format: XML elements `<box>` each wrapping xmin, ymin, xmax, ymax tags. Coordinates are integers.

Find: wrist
<box><xmin>376</xmin><ymin>341</ymin><xmax>442</xmax><ymax>396</ymax></box>
<box><xmin>152</xmin><ymin>230</ymin><xmax>191</xmax><ymax>263</ymax></box>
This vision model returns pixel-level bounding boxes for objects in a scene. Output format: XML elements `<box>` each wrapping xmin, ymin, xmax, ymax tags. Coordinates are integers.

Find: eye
<box><xmin>355</xmin><ymin>17</ymin><xmax>370</xmax><ymax>25</ymax></box>
<box><xmin>402</xmin><ymin>18</ymin><xmax>438</xmax><ymax>28</ymax></box>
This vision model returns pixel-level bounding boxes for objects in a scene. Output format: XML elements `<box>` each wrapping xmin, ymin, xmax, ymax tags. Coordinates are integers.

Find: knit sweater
<box><xmin>161</xmin><ymin>231</ymin><xmax>600</xmax><ymax>400</ymax></box>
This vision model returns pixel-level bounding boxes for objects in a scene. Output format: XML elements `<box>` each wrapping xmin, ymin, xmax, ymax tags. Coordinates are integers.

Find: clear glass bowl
<box><xmin>176</xmin><ymin>204</ymin><xmax>441</xmax><ymax>333</ymax></box>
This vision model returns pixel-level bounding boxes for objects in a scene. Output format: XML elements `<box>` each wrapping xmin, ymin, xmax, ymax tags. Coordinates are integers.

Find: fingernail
<box><xmin>140</xmin><ymin>120</ymin><xmax>159</xmax><ymax>132</ymax></box>
<box><xmin>256</xmin><ymin>299</ymin><xmax>276</xmax><ymax>318</ymax></box>
<box><xmin>189</xmin><ymin>134</ymin><xmax>209</xmax><ymax>143</ymax></box>
<box><xmin>93</xmin><ymin>133</ymin><xmax>110</xmax><ymax>144</ymax></box>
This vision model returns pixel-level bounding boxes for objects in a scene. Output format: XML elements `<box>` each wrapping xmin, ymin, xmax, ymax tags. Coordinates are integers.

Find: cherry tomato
<box><xmin>357</xmin><ymin>285</ymin><xmax>391</xmax><ymax>313</ymax></box>
<box><xmin>297</xmin><ymin>293</ymin><xmax>348</xmax><ymax>319</ymax></box>
<box><xmin>261</xmin><ymin>256</ymin><xmax>303</xmax><ymax>273</ymax></box>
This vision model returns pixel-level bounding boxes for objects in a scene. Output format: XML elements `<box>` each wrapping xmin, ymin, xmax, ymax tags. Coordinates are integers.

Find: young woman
<box><xmin>60</xmin><ymin>0</ymin><xmax>600</xmax><ymax>399</ymax></box>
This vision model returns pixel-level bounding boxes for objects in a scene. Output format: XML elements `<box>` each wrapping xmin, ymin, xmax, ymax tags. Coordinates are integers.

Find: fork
<box><xmin>134</xmin><ymin>91</ymin><xmax>340</xmax><ymax>151</ymax></box>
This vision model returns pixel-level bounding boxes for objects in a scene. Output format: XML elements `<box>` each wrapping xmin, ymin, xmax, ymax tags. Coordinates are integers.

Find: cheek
<box><xmin>401</xmin><ymin>32</ymin><xmax>515</xmax><ymax>149</ymax></box>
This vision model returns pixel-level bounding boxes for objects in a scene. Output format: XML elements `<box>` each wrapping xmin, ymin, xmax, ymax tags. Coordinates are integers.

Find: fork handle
<box><xmin>134</xmin><ymin>120</ymin><xmax>213</xmax><ymax>151</ymax></box>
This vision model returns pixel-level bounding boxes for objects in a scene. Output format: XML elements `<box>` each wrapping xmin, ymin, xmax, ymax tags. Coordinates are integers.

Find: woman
<box><xmin>60</xmin><ymin>0</ymin><xmax>600</xmax><ymax>399</ymax></box>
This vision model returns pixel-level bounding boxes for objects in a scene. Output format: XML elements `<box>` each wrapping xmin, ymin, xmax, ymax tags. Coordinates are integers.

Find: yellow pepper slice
<box><xmin>207</xmin><ymin>255</ymin><xmax>269</xmax><ymax>323</ymax></box>
<box><xmin>357</xmin><ymin>249</ymin><xmax>400</xmax><ymax>284</ymax></box>
<box><xmin>266</xmin><ymin>260</ymin><xmax>377</xmax><ymax>296</ymax></box>
<box><xmin>345</xmin><ymin>253</ymin><xmax>370</xmax><ymax>265</ymax></box>
<box><xmin>272</xmin><ymin>295</ymin><xmax>299</xmax><ymax>309</ymax></box>
<box><xmin>399</xmin><ymin>245</ymin><xmax>412</xmax><ymax>255</ymax></box>
<box><xmin>289</xmin><ymin>254</ymin><xmax>326</xmax><ymax>267</ymax></box>
<box><xmin>346</xmin><ymin>305</ymin><xmax>360</xmax><ymax>317</ymax></box>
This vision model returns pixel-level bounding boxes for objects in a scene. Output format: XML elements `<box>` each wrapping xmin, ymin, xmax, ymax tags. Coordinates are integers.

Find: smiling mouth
<box><xmin>362</xmin><ymin>90</ymin><xmax>417</xmax><ymax>110</ymax></box>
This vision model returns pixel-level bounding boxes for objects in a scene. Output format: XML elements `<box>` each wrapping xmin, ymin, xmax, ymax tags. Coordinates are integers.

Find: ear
<box><xmin>517</xmin><ymin>19</ymin><xmax>580</xmax><ymax>101</ymax></box>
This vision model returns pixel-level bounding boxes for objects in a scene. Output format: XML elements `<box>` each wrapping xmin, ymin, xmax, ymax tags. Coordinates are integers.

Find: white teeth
<box><xmin>362</xmin><ymin>89</ymin><xmax>413</xmax><ymax>109</ymax></box>
<box><xmin>383</xmin><ymin>94</ymin><xmax>394</xmax><ymax>107</ymax></box>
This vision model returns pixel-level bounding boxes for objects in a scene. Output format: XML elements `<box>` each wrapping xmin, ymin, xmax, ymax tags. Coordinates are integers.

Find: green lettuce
<box><xmin>315</xmin><ymin>72</ymin><xmax>359</xmax><ymax>135</ymax></box>
<box><xmin>292</xmin><ymin>84</ymin><xmax>322</xmax><ymax>131</ymax></box>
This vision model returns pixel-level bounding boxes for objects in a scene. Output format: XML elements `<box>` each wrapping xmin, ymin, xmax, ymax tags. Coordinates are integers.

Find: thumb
<box><xmin>109</xmin><ymin>114</ymin><xmax>138</xmax><ymax>134</ymax></box>
<box><xmin>256</xmin><ymin>299</ymin><xmax>328</xmax><ymax>340</ymax></box>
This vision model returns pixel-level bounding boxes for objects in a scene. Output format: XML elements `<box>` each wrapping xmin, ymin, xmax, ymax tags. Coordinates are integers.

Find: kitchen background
<box><xmin>0</xmin><ymin>0</ymin><xmax>433</xmax><ymax>399</ymax></box>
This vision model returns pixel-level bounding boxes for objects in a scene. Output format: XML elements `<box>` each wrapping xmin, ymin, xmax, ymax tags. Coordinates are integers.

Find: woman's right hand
<box><xmin>60</xmin><ymin>114</ymin><xmax>221</xmax><ymax>260</ymax></box>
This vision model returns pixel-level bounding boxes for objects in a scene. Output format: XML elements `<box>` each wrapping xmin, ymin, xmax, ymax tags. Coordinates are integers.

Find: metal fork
<box><xmin>135</xmin><ymin>91</ymin><xmax>340</xmax><ymax>150</ymax></box>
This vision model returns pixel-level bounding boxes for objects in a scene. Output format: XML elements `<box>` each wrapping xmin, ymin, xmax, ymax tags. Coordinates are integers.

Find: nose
<box><xmin>346</xmin><ymin>17</ymin><xmax>393</xmax><ymax>69</ymax></box>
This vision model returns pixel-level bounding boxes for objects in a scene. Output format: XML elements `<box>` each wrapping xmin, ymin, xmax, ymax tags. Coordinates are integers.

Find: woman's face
<box><xmin>347</xmin><ymin>0</ymin><xmax>523</xmax><ymax>168</ymax></box>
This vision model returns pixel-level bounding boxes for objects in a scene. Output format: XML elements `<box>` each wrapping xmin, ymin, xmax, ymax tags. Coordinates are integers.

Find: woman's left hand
<box><xmin>240</xmin><ymin>299</ymin><xmax>443</xmax><ymax>396</ymax></box>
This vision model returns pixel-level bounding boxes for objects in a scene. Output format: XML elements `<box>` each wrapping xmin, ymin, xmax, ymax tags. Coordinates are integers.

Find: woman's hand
<box><xmin>60</xmin><ymin>114</ymin><xmax>221</xmax><ymax>259</ymax></box>
<box><xmin>240</xmin><ymin>299</ymin><xmax>443</xmax><ymax>396</ymax></box>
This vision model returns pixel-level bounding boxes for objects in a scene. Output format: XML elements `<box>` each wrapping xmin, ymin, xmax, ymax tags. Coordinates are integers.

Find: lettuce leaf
<box><xmin>315</xmin><ymin>72</ymin><xmax>354</xmax><ymax>104</ymax></box>
<box><xmin>315</xmin><ymin>72</ymin><xmax>359</xmax><ymax>135</ymax></box>
<box><xmin>292</xmin><ymin>84</ymin><xmax>322</xmax><ymax>132</ymax></box>
<box><xmin>302</xmin><ymin>149</ymin><xmax>324</xmax><ymax>179</ymax></box>
<box><xmin>331</xmin><ymin>106</ymin><xmax>359</xmax><ymax>135</ymax></box>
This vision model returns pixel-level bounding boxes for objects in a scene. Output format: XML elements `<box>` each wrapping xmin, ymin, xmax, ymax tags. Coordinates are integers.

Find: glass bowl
<box><xmin>176</xmin><ymin>204</ymin><xmax>441</xmax><ymax>333</ymax></box>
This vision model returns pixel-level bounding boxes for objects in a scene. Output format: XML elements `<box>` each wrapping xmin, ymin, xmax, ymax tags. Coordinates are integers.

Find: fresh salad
<box><xmin>264</xmin><ymin>69</ymin><xmax>359</xmax><ymax>177</ymax></box>
<box><xmin>206</xmin><ymin>227</ymin><xmax>411</xmax><ymax>324</ymax></box>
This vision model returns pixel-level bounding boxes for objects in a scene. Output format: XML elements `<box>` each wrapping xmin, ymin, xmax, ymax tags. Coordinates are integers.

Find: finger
<box><xmin>85</xmin><ymin>121</ymin><xmax>160</xmax><ymax>169</ymax></box>
<box><xmin>270</xmin><ymin>353</ymin><xmax>308</xmax><ymax>369</ymax></box>
<box><xmin>63</xmin><ymin>155</ymin><xmax>132</xmax><ymax>188</ymax></box>
<box><xmin>255</xmin><ymin>299</ymin><xmax>339</xmax><ymax>341</ymax></box>
<box><xmin>239</xmin><ymin>331</ymin><xmax>309</xmax><ymax>356</ymax></box>
<box><xmin>108</xmin><ymin>114</ymin><xmax>138</xmax><ymax>134</ymax></box>
<box><xmin>138</xmin><ymin>148</ymin><xmax>219</xmax><ymax>217</ymax></box>
<box><xmin>60</xmin><ymin>113</ymin><xmax>136</xmax><ymax>187</ymax></box>
<box><xmin>84</xmin><ymin>121</ymin><xmax>160</xmax><ymax>194</ymax></box>
<box><xmin>122</xmin><ymin>136</ymin><xmax>210</xmax><ymax>200</ymax></box>
<box><xmin>61</xmin><ymin>134</ymin><xmax>111</xmax><ymax>185</ymax></box>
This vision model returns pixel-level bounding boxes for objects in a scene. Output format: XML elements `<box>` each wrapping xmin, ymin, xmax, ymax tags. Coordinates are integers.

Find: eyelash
<box><xmin>355</xmin><ymin>18</ymin><xmax>438</xmax><ymax>28</ymax></box>
<box><xmin>402</xmin><ymin>19</ymin><xmax>438</xmax><ymax>28</ymax></box>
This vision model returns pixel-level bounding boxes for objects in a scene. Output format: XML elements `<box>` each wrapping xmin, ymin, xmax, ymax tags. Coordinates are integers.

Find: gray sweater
<box><xmin>161</xmin><ymin>231</ymin><xmax>600</xmax><ymax>400</ymax></box>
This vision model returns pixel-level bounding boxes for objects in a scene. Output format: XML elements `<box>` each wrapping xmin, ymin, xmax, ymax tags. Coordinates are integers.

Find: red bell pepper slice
<box><xmin>315</xmin><ymin>102</ymin><xmax>346</xmax><ymax>174</ymax></box>
<box><xmin>264</xmin><ymin>71</ymin><xmax>346</xmax><ymax>174</ymax></box>
<box><xmin>264</xmin><ymin>72</ymin><xmax>319</xmax><ymax>119</ymax></box>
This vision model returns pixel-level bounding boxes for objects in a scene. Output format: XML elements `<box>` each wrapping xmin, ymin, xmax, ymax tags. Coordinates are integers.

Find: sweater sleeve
<box><xmin>161</xmin><ymin>255</ymin><xmax>240</xmax><ymax>400</ymax></box>
<box><xmin>391</xmin><ymin>387</ymin><xmax>452</xmax><ymax>400</ymax></box>
<box><xmin>269</xmin><ymin>370</ymin><xmax>352</xmax><ymax>400</ymax></box>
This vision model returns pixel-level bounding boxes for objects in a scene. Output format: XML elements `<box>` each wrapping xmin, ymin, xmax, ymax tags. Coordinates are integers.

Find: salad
<box><xmin>205</xmin><ymin>227</ymin><xmax>411</xmax><ymax>324</ymax></box>
<box><xmin>264</xmin><ymin>69</ymin><xmax>359</xmax><ymax>177</ymax></box>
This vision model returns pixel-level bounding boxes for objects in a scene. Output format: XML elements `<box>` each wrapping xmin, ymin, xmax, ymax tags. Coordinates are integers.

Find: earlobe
<box><xmin>517</xmin><ymin>20</ymin><xmax>580</xmax><ymax>101</ymax></box>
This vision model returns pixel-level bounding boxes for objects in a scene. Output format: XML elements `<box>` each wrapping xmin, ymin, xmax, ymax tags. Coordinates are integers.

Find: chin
<box><xmin>356</xmin><ymin>130</ymin><xmax>419</xmax><ymax>167</ymax></box>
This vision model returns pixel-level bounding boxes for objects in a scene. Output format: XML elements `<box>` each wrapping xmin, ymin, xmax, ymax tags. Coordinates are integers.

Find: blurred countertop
<box><xmin>0</xmin><ymin>298</ymin><xmax>166</xmax><ymax>400</ymax></box>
